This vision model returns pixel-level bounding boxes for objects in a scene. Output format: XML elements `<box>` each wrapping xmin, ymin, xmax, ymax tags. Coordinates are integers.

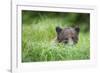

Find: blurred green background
<box><xmin>22</xmin><ymin>10</ymin><xmax>90</xmax><ymax>62</ymax></box>
<box><xmin>22</xmin><ymin>10</ymin><xmax>90</xmax><ymax>32</ymax></box>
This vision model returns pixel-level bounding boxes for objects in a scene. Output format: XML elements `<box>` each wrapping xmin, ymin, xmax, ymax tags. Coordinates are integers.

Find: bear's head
<box><xmin>56</xmin><ymin>26</ymin><xmax>80</xmax><ymax>45</ymax></box>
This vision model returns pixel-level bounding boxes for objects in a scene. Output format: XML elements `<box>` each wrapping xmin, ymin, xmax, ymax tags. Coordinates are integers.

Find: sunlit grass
<box><xmin>22</xmin><ymin>17</ymin><xmax>90</xmax><ymax>62</ymax></box>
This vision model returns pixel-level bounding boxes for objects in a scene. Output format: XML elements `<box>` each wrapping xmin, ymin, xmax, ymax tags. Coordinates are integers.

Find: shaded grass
<box><xmin>22</xmin><ymin>16</ymin><xmax>90</xmax><ymax>62</ymax></box>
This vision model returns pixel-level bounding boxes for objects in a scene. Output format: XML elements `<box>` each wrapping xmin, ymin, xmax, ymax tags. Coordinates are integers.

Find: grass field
<box><xmin>22</xmin><ymin>11</ymin><xmax>90</xmax><ymax>62</ymax></box>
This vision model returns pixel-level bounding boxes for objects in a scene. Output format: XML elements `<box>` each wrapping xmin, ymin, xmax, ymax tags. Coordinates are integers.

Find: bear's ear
<box><xmin>75</xmin><ymin>26</ymin><xmax>80</xmax><ymax>34</ymax></box>
<box><xmin>56</xmin><ymin>26</ymin><xmax>62</xmax><ymax>34</ymax></box>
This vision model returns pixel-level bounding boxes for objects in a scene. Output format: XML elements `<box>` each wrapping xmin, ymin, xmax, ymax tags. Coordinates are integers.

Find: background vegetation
<box><xmin>22</xmin><ymin>10</ymin><xmax>90</xmax><ymax>62</ymax></box>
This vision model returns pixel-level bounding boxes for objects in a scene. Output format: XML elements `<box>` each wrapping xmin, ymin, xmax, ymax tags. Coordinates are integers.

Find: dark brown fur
<box><xmin>56</xmin><ymin>26</ymin><xmax>80</xmax><ymax>45</ymax></box>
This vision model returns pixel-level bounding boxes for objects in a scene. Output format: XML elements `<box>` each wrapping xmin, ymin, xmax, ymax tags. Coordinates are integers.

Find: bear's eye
<box><xmin>72</xmin><ymin>37</ymin><xmax>74</xmax><ymax>40</ymax></box>
<box><xmin>65</xmin><ymin>38</ymin><xmax>68</xmax><ymax>40</ymax></box>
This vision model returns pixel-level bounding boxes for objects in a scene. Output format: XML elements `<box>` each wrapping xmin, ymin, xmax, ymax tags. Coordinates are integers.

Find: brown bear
<box><xmin>56</xmin><ymin>26</ymin><xmax>80</xmax><ymax>45</ymax></box>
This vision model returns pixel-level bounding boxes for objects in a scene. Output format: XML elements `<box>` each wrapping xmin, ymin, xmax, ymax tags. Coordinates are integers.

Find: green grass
<box><xmin>22</xmin><ymin>15</ymin><xmax>90</xmax><ymax>62</ymax></box>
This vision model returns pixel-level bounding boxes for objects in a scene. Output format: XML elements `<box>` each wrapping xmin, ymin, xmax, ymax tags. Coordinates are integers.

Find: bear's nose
<box><xmin>64</xmin><ymin>41</ymin><xmax>68</xmax><ymax>44</ymax></box>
